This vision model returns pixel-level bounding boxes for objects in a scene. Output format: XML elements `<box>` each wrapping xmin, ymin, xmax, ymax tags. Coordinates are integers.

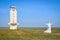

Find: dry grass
<box><xmin>0</xmin><ymin>27</ymin><xmax>60</xmax><ymax>40</ymax></box>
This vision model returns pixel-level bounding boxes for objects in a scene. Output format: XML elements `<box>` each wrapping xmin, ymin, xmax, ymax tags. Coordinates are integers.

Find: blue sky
<box><xmin>0</xmin><ymin>0</ymin><xmax>60</xmax><ymax>27</ymax></box>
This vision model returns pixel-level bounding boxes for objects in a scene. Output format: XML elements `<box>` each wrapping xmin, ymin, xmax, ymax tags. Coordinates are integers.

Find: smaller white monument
<box><xmin>44</xmin><ymin>22</ymin><xmax>52</xmax><ymax>33</ymax></box>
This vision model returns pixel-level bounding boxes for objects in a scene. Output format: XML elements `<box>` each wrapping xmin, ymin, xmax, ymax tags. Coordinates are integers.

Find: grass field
<box><xmin>0</xmin><ymin>27</ymin><xmax>60</xmax><ymax>40</ymax></box>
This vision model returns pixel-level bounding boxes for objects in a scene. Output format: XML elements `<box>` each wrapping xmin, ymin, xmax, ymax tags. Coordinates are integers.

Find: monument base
<box><xmin>10</xmin><ymin>25</ymin><xmax>17</xmax><ymax>30</ymax></box>
<box><xmin>44</xmin><ymin>29</ymin><xmax>51</xmax><ymax>33</ymax></box>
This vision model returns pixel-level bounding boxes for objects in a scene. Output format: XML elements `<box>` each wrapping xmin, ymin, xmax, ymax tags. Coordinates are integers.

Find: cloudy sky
<box><xmin>0</xmin><ymin>0</ymin><xmax>60</xmax><ymax>27</ymax></box>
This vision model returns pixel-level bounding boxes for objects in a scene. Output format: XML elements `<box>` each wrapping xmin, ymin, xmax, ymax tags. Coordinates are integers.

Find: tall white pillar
<box><xmin>8</xmin><ymin>6</ymin><xmax>18</xmax><ymax>30</ymax></box>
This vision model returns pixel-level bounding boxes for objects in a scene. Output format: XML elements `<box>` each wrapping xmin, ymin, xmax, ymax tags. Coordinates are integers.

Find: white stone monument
<box><xmin>8</xmin><ymin>6</ymin><xmax>18</xmax><ymax>30</ymax></box>
<box><xmin>44</xmin><ymin>22</ymin><xmax>52</xmax><ymax>33</ymax></box>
